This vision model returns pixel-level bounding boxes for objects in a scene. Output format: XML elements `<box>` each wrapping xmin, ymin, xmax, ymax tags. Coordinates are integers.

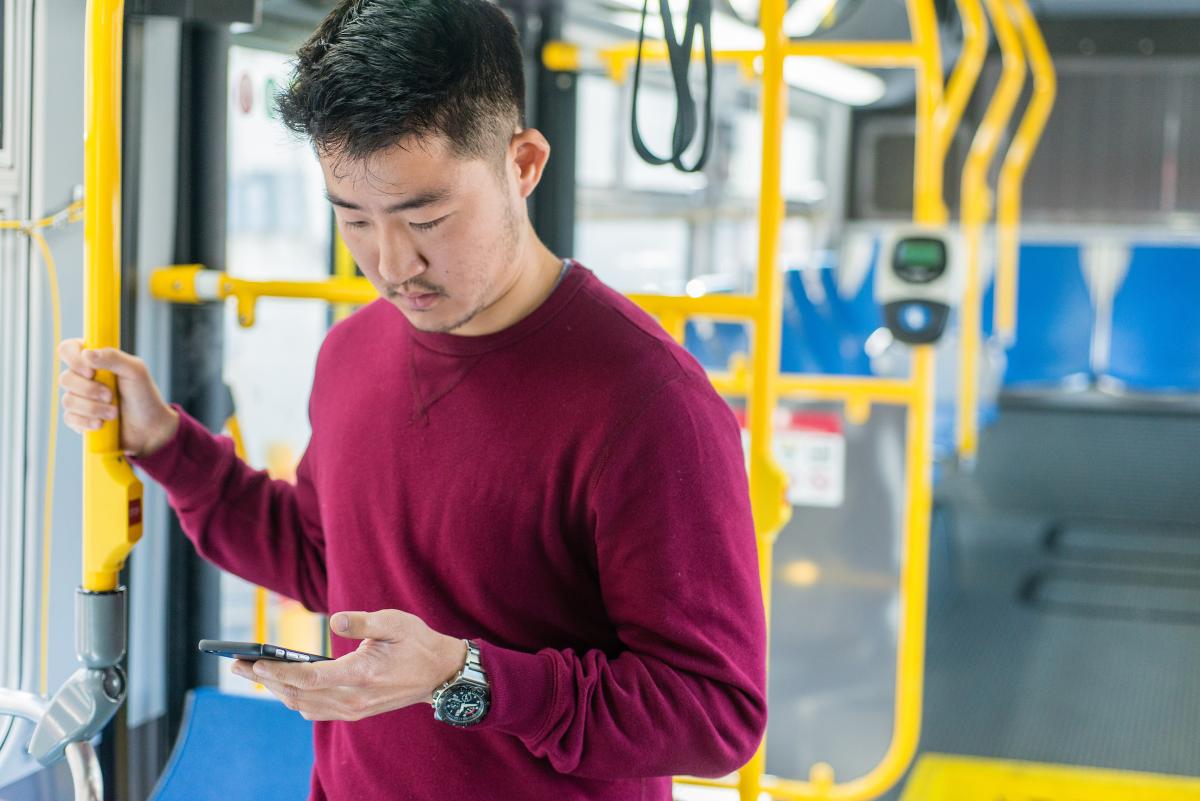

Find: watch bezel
<box><xmin>434</xmin><ymin>681</ymin><xmax>491</xmax><ymax>727</ymax></box>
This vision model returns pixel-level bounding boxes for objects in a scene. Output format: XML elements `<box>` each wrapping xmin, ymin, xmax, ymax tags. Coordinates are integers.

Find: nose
<box><xmin>376</xmin><ymin>229</ymin><xmax>427</xmax><ymax>287</ymax></box>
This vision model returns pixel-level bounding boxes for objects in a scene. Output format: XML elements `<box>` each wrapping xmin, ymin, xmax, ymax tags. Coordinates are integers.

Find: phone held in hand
<box><xmin>199</xmin><ymin>639</ymin><xmax>331</xmax><ymax>663</ymax></box>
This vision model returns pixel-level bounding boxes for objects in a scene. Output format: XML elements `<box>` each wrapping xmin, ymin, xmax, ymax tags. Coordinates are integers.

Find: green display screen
<box><xmin>894</xmin><ymin>237</ymin><xmax>946</xmax><ymax>284</ymax></box>
<box><xmin>897</xmin><ymin>239</ymin><xmax>945</xmax><ymax>269</ymax></box>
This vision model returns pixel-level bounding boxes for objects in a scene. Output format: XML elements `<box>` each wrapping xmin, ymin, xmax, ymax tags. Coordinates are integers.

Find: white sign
<box><xmin>775</xmin><ymin>426</ymin><xmax>845</xmax><ymax>508</ymax></box>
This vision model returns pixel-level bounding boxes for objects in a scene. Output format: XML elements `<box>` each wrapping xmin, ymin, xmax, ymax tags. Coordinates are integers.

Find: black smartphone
<box><xmin>199</xmin><ymin>639</ymin><xmax>332</xmax><ymax>663</ymax></box>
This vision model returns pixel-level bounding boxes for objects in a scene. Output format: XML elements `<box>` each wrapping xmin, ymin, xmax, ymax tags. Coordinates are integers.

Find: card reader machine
<box><xmin>876</xmin><ymin>228</ymin><xmax>959</xmax><ymax>345</ymax></box>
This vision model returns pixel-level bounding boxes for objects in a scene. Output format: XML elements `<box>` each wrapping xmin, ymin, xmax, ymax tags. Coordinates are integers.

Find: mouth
<box><xmin>395</xmin><ymin>291</ymin><xmax>443</xmax><ymax>312</ymax></box>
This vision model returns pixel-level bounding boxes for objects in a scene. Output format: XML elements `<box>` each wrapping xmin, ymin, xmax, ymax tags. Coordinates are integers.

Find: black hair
<box><xmin>276</xmin><ymin>0</ymin><xmax>526</xmax><ymax>164</ymax></box>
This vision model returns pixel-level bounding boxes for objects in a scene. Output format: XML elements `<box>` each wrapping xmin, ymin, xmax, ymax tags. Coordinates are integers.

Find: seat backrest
<box><xmin>1107</xmin><ymin>245</ymin><xmax>1200</xmax><ymax>392</ymax></box>
<box><xmin>986</xmin><ymin>244</ymin><xmax>1093</xmax><ymax>387</ymax></box>
<box><xmin>148</xmin><ymin>688</ymin><xmax>314</xmax><ymax>801</ymax></box>
<box><xmin>782</xmin><ymin>267</ymin><xmax>873</xmax><ymax>376</ymax></box>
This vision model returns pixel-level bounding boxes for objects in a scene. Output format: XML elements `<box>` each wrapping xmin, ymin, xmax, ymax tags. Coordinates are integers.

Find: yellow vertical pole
<box><xmin>738</xmin><ymin>0</ymin><xmax>791</xmax><ymax>798</ymax></box>
<box><xmin>995</xmin><ymin>0</ymin><xmax>1056</xmax><ymax>345</ymax></box>
<box><xmin>956</xmin><ymin>0</ymin><xmax>1025</xmax><ymax>462</ymax></box>
<box><xmin>83</xmin><ymin>0</ymin><xmax>143</xmax><ymax>592</ymax></box>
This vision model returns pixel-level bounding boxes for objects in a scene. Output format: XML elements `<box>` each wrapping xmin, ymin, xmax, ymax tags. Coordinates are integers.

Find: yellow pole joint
<box><xmin>83</xmin><ymin>0</ymin><xmax>141</xmax><ymax>593</ymax></box>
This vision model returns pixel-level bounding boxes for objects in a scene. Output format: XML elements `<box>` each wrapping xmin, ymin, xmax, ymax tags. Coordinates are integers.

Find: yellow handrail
<box><xmin>542</xmin><ymin>40</ymin><xmax>925</xmax><ymax>84</ymax></box>
<box><xmin>83</xmin><ymin>0</ymin><xmax>143</xmax><ymax>592</ymax></box>
<box><xmin>149</xmin><ymin>265</ymin><xmax>377</xmax><ymax>327</ymax></box>
<box><xmin>995</xmin><ymin>0</ymin><xmax>1056</xmax><ymax>345</ymax></box>
<box><xmin>932</xmin><ymin>0</ymin><xmax>989</xmax><ymax>226</ymax></box>
<box><xmin>956</xmin><ymin>0</ymin><xmax>1026</xmax><ymax>462</ymax></box>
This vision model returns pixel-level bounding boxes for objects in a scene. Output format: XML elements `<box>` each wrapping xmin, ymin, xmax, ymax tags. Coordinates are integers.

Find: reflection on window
<box><xmin>577</xmin><ymin>218</ymin><xmax>690</xmax><ymax>294</ymax></box>
<box><xmin>572</xmin><ymin>51</ymin><xmax>827</xmax><ymax>304</ymax></box>
<box><xmin>220</xmin><ymin>45</ymin><xmax>332</xmax><ymax>688</ymax></box>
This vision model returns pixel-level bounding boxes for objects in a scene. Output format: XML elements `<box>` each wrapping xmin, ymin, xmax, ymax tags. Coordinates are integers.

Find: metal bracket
<box><xmin>27</xmin><ymin>589</ymin><xmax>128</xmax><ymax>767</ymax></box>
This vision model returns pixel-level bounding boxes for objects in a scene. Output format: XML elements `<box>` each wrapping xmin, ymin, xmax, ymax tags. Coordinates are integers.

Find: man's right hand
<box><xmin>58</xmin><ymin>339</ymin><xmax>180</xmax><ymax>458</ymax></box>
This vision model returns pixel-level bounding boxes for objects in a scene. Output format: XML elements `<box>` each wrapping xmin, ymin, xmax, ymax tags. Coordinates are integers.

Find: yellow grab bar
<box><xmin>83</xmin><ymin>0</ymin><xmax>142</xmax><ymax>592</ymax></box>
<box><xmin>931</xmin><ymin>0</ymin><xmax>989</xmax><ymax>223</ymax></box>
<box><xmin>542</xmin><ymin>40</ymin><xmax>925</xmax><ymax>83</ymax></box>
<box><xmin>995</xmin><ymin>0</ymin><xmax>1056</xmax><ymax>345</ymax></box>
<box><xmin>956</xmin><ymin>0</ymin><xmax>1026</xmax><ymax>462</ymax></box>
<box><xmin>149</xmin><ymin>265</ymin><xmax>378</xmax><ymax>327</ymax></box>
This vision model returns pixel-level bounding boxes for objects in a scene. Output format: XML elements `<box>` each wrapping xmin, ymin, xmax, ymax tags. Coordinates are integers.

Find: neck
<box><xmin>455</xmin><ymin>227</ymin><xmax>562</xmax><ymax>337</ymax></box>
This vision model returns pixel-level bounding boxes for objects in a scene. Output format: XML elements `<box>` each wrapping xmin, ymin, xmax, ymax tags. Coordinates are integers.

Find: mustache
<box><xmin>386</xmin><ymin>280</ymin><xmax>445</xmax><ymax>297</ymax></box>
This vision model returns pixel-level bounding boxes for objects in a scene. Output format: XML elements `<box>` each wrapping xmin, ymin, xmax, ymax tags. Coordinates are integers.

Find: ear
<box><xmin>508</xmin><ymin>128</ymin><xmax>551</xmax><ymax>200</ymax></box>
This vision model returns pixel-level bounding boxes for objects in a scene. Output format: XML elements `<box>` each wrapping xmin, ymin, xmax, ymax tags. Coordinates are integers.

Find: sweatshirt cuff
<box><xmin>127</xmin><ymin>404</ymin><xmax>227</xmax><ymax>506</ymax></box>
<box><xmin>474</xmin><ymin>640</ymin><xmax>557</xmax><ymax>741</ymax></box>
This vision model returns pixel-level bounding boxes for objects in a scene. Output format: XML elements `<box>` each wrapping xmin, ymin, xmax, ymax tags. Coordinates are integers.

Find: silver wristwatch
<box><xmin>431</xmin><ymin>640</ymin><xmax>490</xmax><ymax>727</ymax></box>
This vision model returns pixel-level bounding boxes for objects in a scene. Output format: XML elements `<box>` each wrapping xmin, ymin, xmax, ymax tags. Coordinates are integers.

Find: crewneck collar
<box><xmin>400</xmin><ymin>259</ymin><xmax>587</xmax><ymax>357</ymax></box>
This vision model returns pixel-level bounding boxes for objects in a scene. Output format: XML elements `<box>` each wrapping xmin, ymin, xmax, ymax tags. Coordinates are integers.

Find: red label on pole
<box><xmin>129</xmin><ymin>498</ymin><xmax>143</xmax><ymax>526</ymax></box>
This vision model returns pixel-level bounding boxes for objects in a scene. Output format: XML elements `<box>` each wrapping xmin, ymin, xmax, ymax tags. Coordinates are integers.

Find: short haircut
<box><xmin>276</xmin><ymin>0</ymin><xmax>526</xmax><ymax>164</ymax></box>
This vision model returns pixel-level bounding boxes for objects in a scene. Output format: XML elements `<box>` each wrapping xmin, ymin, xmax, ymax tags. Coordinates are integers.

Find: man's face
<box><xmin>319</xmin><ymin>136</ymin><xmax>522</xmax><ymax>333</ymax></box>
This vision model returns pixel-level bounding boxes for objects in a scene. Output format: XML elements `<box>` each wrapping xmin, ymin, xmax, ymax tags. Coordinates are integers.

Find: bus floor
<box><xmin>907</xmin><ymin>400</ymin><xmax>1200</xmax><ymax>798</ymax></box>
<box><xmin>916</xmin><ymin>506</ymin><xmax>1200</xmax><ymax>782</ymax></box>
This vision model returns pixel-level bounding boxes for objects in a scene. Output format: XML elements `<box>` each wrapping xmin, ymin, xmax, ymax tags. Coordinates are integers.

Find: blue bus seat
<box><xmin>148</xmin><ymin>687</ymin><xmax>314</xmax><ymax>801</ymax></box>
<box><xmin>781</xmin><ymin>267</ymin><xmax>874</xmax><ymax>375</ymax></box>
<box><xmin>684</xmin><ymin>318</ymin><xmax>749</xmax><ymax>371</ymax></box>
<box><xmin>1107</xmin><ymin>245</ymin><xmax>1200</xmax><ymax>392</ymax></box>
<box><xmin>983</xmin><ymin>244</ymin><xmax>1093</xmax><ymax>387</ymax></box>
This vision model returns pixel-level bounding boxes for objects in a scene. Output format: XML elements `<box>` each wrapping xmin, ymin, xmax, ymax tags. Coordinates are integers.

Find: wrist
<box><xmin>138</xmin><ymin>407</ymin><xmax>180</xmax><ymax>458</ymax></box>
<box><xmin>429</xmin><ymin>636</ymin><xmax>468</xmax><ymax>703</ymax></box>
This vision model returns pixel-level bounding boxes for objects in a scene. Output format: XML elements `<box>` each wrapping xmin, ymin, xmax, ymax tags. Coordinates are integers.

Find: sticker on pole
<box><xmin>774</xmin><ymin>411</ymin><xmax>845</xmax><ymax>508</ymax></box>
<box><xmin>733</xmin><ymin>409</ymin><xmax>847</xmax><ymax>509</ymax></box>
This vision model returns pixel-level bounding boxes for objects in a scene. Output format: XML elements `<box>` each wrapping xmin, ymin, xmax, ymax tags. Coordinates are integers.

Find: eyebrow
<box><xmin>323</xmin><ymin>187</ymin><xmax>451</xmax><ymax>214</ymax></box>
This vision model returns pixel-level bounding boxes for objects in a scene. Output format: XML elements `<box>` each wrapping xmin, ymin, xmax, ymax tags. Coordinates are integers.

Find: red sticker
<box><xmin>129</xmin><ymin>498</ymin><xmax>143</xmax><ymax>526</ymax></box>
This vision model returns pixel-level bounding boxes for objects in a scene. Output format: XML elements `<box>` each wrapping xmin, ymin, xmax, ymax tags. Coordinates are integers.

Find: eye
<box><xmin>343</xmin><ymin>220</ymin><xmax>369</xmax><ymax>230</ymax></box>
<box><xmin>411</xmin><ymin>215</ymin><xmax>449</xmax><ymax>232</ymax></box>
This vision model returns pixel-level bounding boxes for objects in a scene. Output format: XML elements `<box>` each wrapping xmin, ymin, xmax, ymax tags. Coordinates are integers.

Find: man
<box><xmin>58</xmin><ymin>0</ymin><xmax>767</xmax><ymax>798</ymax></box>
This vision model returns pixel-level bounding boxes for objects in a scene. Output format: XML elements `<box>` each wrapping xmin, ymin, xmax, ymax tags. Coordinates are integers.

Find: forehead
<box><xmin>318</xmin><ymin>137</ymin><xmax>470</xmax><ymax>199</ymax></box>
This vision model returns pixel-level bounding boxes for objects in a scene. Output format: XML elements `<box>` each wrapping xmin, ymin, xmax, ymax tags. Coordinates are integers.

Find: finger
<box><xmin>58</xmin><ymin>339</ymin><xmax>94</xmax><ymax>379</ymax></box>
<box><xmin>82</xmin><ymin>347</ymin><xmax>147</xmax><ymax>381</ymax></box>
<box><xmin>60</xmin><ymin>370</ymin><xmax>113</xmax><ymax>403</ymax></box>
<box><xmin>254</xmin><ymin>654</ymin><xmax>361</xmax><ymax>691</ymax></box>
<box><xmin>230</xmin><ymin>659</ymin><xmax>256</xmax><ymax>681</ymax></box>
<box><xmin>331</xmin><ymin>609</ymin><xmax>409</xmax><ymax>642</ymax></box>
<box><xmin>255</xmin><ymin>676</ymin><xmax>304</xmax><ymax>711</ymax></box>
<box><xmin>64</xmin><ymin>412</ymin><xmax>104</xmax><ymax>433</ymax></box>
<box><xmin>62</xmin><ymin>393</ymin><xmax>118</xmax><ymax>422</ymax></box>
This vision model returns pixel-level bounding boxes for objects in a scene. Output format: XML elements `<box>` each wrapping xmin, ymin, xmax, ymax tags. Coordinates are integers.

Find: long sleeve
<box><xmin>475</xmin><ymin>376</ymin><xmax>768</xmax><ymax>779</ymax></box>
<box><xmin>129</xmin><ymin>404</ymin><xmax>328</xmax><ymax>615</ymax></box>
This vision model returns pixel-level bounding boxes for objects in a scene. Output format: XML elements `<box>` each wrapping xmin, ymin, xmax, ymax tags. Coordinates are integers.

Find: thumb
<box><xmin>83</xmin><ymin>347</ymin><xmax>144</xmax><ymax>380</ymax></box>
<box><xmin>331</xmin><ymin>610</ymin><xmax>405</xmax><ymax>641</ymax></box>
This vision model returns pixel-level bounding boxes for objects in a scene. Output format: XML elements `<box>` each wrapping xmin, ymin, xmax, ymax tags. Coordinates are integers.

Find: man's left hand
<box><xmin>231</xmin><ymin>609</ymin><xmax>467</xmax><ymax>722</ymax></box>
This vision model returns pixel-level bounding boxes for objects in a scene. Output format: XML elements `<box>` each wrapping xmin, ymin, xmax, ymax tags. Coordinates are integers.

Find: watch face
<box><xmin>437</xmin><ymin>684</ymin><xmax>490</xmax><ymax>727</ymax></box>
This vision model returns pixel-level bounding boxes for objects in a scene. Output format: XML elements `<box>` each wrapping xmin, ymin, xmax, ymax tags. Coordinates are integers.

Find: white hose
<box><xmin>0</xmin><ymin>688</ymin><xmax>104</xmax><ymax>801</ymax></box>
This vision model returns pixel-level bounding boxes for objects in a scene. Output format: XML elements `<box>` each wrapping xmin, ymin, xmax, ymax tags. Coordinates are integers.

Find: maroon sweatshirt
<box><xmin>132</xmin><ymin>264</ymin><xmax>767</xmax><ymax>800</ymax></box>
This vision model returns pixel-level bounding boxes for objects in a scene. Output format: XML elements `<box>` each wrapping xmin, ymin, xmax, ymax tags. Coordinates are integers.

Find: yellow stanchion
<box><xmin>995</xmin><ymin>0</ymin><xmax>1057</xmax><ymax>346</ymax></box>
<box><xmin>956</xmin><ymin>0</ymin><xmax>1026</xmax><ymax>462</ymax></box>
<box><xmin>83</xmin><ymin>0</ymin><xmax>142</xmax><ymax>593</ymax></box>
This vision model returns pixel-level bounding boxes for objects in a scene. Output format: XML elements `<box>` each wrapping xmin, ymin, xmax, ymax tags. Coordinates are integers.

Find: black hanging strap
<box><xmin>630</xmin><ymin>0</ymin><xmax>715</xmax><ymax>173</ymax></box>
